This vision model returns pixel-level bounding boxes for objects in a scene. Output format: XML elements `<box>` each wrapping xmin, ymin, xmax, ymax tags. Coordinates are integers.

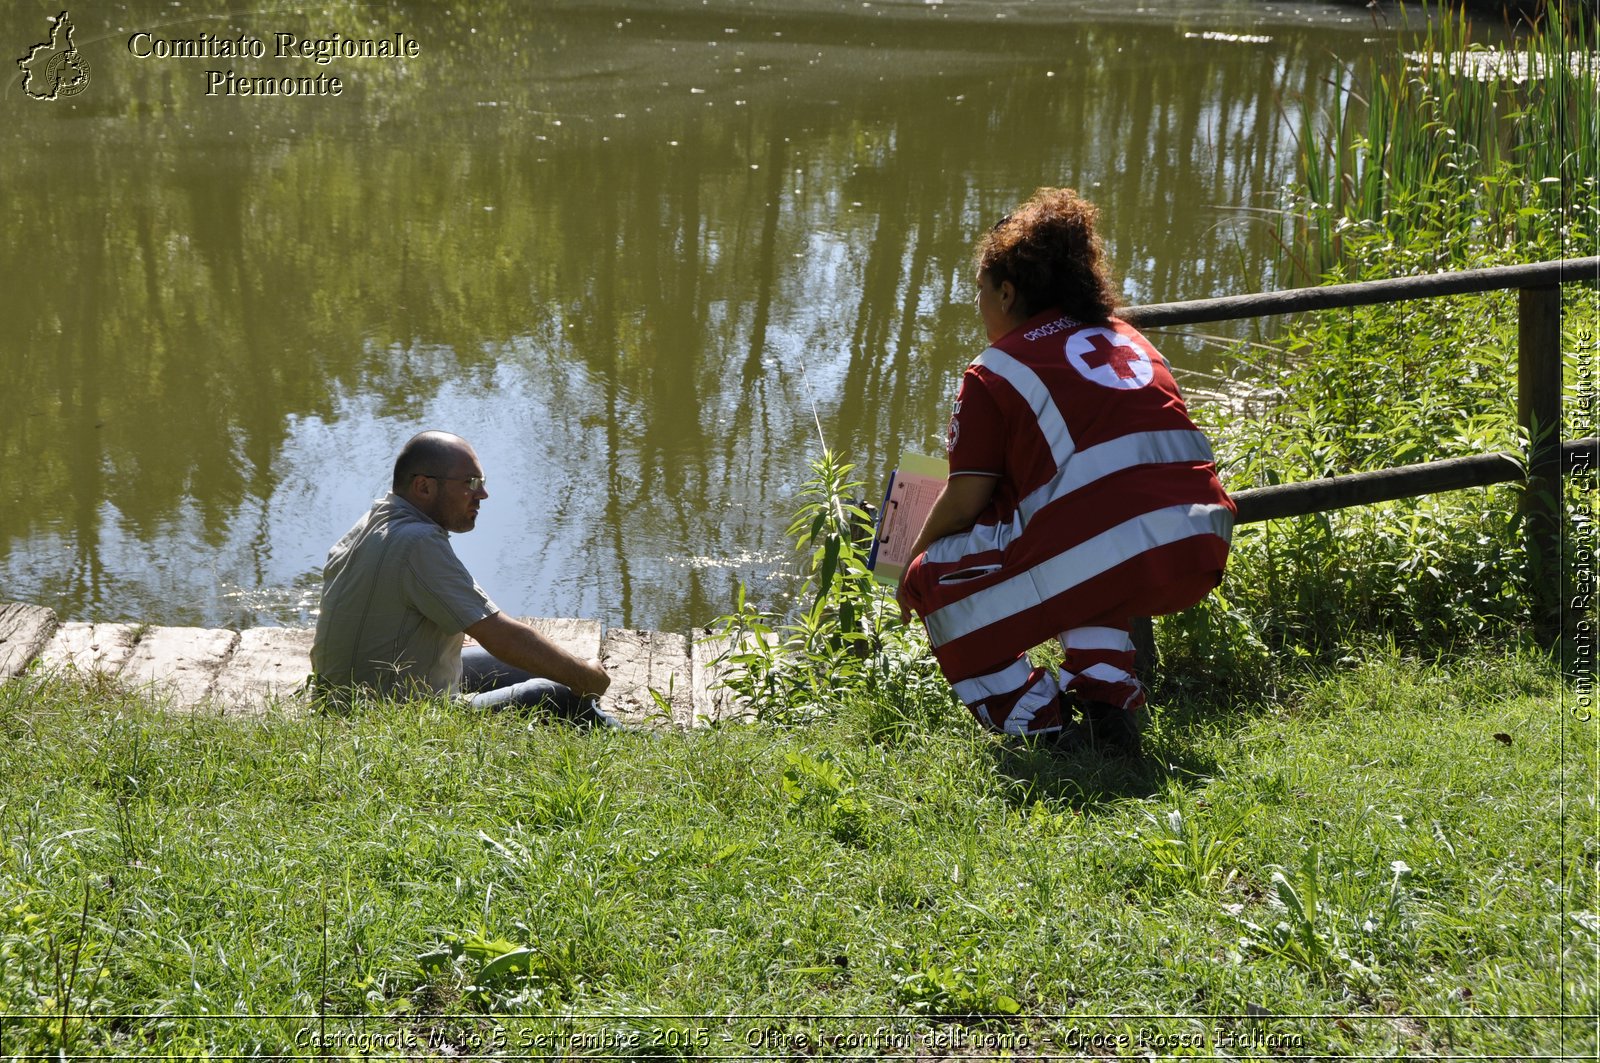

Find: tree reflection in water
<box><xmin>0</xmin><ymin>0</ymin><xmax>1395</xmax><ymax>630</ymax></box>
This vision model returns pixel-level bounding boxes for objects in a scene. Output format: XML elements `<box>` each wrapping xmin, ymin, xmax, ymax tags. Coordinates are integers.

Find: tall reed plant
<box><xmin>1282</xmin><ymin>1</ymin><xmax>1597</xmax><ymax>280</ymax></box>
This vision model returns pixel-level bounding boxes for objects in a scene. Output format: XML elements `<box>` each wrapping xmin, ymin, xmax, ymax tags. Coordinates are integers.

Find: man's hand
<box><xmin>578</xmin><ymin>657</ymin><xmax>611</xmax><ymax>698</ymax></box>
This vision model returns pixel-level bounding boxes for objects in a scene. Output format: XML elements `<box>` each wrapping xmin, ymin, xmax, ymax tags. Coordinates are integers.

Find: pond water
<box><xmin>2</xmin><ymin>0</ymin><xmax>1413</xmax><ymax>633</ymax></box>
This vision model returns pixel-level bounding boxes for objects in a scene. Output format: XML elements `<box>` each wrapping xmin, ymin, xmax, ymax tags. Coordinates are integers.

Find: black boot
<box><xmin>1081</xmin><ymin>699</ymin><xmax>1142</xmax><ymax>758</ymax></box>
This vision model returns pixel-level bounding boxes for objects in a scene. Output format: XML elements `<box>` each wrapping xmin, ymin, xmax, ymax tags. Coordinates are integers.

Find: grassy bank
<box><xmin>0</xmin><ymin>648</ymin><xmax>1592</xmax><ymax>1058</ymax></box>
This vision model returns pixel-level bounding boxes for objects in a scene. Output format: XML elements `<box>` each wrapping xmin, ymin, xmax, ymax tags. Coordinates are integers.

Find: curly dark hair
<box><xmin>975</xmin><ymin>187</ymin><xmax>1119</xmax><ymax>323</ymax></box>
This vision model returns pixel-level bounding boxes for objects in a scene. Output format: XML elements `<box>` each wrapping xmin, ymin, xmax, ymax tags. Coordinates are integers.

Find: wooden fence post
<box><xmin>1131</xmin><ymin>614</ymin><xmax>1158</xmax><ymax>686</ymax></box>
<box><xmin>1518</xmin><ymin>284</ymin><xmax>1563</xmax><ymax>645</ymax></box>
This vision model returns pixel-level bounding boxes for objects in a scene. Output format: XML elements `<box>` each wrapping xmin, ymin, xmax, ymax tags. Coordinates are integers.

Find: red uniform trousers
<box><xmin>903</xmin><ymin>512</ymin><xmax>1229</xmax><ymax>737</ymax></box>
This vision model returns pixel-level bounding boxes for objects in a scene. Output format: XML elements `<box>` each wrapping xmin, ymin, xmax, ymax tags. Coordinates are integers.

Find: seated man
<box><xmin>311</xmin><ymin>431</ymin><xmax>611</xmax><ymax>719</ymax></box>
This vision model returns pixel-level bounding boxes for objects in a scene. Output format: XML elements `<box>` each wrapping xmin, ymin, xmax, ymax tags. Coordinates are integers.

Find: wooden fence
<box><xmin>1119</xmin><ymin>255</ymin><xmax>1599</xmax><ymax>660</ymax></box>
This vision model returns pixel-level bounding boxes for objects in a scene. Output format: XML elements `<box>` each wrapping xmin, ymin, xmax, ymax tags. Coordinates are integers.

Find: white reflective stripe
<box><xmin>924</xmin><ymin>511</ymin><xmax>1023</xmax><ymax>564</ymax></box>
<box><xmin>1017</xmin><ymin>429</ymin><xmax>1216</xmax><ymax>526</ymax></box>
<box><xmin>921</xmin><ymin>413</ymin><xmax>1203</xmax><ymax>573</ymax></box>
<box><xmin>1067</xmin><ymin>664</ymin><xmax>1144</xmax><ymax>710</ymax></box>
<box><xmin>1001</xmin><ymin>671</ymin><xmax>1060</xmax><ymax>735</ymax></box>
<box><xmin>925</xmin><ymin>502</ymin><xmax>1234</xmax><ymax>648</ymax></box>
<box><xmin>972</xmin><ymin>347</ymin><xmax>1076</xmax><ymax>469</ymax></box>
<box><xmin>1063</xmin><ymin>627</ymin><xmax>1135</xmax><ymax>652</ymax></box>
<box><xmin>952</xmin><ymin>657</ymin><xmax>1035</xmax><ymax>706</ymax></box>
<box><xmin>1077</xmin><ymin>661</ymin><xmax>1135</xmax><ymax>685</ymax></box>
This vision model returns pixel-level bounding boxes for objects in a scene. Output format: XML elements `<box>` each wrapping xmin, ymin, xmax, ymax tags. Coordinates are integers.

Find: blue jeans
<box><xmin>460</xmin><ymin>646</ymin><xmax>615</xmax><ymax>726</ymax></box>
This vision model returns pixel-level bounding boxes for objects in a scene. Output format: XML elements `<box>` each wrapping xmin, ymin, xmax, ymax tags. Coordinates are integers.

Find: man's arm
<box><xmin>464</xmin><ymin>612</ymin><xmax>611</xmax><ymax>697</ymax></box>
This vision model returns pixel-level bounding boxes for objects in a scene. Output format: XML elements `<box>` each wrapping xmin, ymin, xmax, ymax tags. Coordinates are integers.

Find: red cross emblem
<box><xmin>1081</xmin><ymin>333</ymin><xmax>1144</xmax><ymax>380</ymax></box>
<box><xmin>1065</xmin><ymin>328</ymin><xmax>1154</xmax><ymax>389</ymax></box>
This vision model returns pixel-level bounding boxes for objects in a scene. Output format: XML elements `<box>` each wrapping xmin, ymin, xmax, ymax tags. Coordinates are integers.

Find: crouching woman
<box><xmin>897</xmin><ymin>187</ymin><xmax>1235</xmax><ymax>754</ymax></box>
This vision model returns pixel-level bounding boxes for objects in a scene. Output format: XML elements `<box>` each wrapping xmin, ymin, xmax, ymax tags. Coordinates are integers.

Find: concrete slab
<box><xmin>0</xmin><ymin>602</ymin><xmax>58</xmax><ymax>678</ymax></box>
<box><xmin>38</xmin><ymin>622</ymin><xmax>140</xmax><ymax>676</ymax></box>
<box><xmin>211</xmin><ymin>627</ymin><xmax>314</xmax><ymax>716</ymax></box>
<box><xmin>690</xmin><ymin>630</ymin><xmax>774</xmax><ymax>726</ymax></box>
<box><xmin>522</xmin><ymin>617</ymin><xmax>603</xmax><ymax>660</ymax></box>
<box><xmin>600</xmin><ymin>628</ymin><xmax>692</xmax><ymax>728</ymax></box>
<box><xmin>118</xmin><ymin>626</ymin><xmax>239</xmax><ymax>709</ymax></box>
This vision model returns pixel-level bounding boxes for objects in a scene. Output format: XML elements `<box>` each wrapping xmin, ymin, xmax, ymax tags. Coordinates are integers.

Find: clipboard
<box><xmin>866</xmin><ymin>451</ymin><xmax>948</xmax><ymax>585</ymax></box>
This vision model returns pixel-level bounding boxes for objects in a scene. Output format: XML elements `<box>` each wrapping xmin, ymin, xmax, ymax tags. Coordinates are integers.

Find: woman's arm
<box><xmin>905</xmin><ymin>474</ymin><xmax>998</xmax><ymax>563</ymax></box>
<box><xmin>896</xmin><ymin>473</ymin><xmax>998</xmax><ymax>622</ymax></box>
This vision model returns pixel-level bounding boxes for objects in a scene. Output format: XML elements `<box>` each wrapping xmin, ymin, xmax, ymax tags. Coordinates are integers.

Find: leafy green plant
<box><xmin>710</xmin><ymin>449</ymin><xmax>948</xmax><ymax>724</ymax></box>
<box><xmin>417</xmin><ymin>927</ymin><xmax>579</xmax><ymax>1012</ymax></box>
<box><xmin>1236</xmin><ymin>848</ymin><xmax>1362</xmax><ymax>985</ymax></box>
<box><xmin>0</xmin><ymin>891</ymin><xmax>115</xmax><ymax>1057</ymax></box>
<box><xmin>787</xmin><ymin>448</ymin><xmax>880</xmax><ymax>654</ymax></box>
<box><xmin>1138</xmin><ymin>794</ymin><xmax>1250</xmax><ymax>895</ymax></box>
<box><xmin>780</xmin><ymin>749</ymin><xmax>872</xmax><ymax>845</ymax></box>
<box><xmin>1234</xmin><ymin>845</ymin><xmax>1420</xmax><ymax>994</ymax></box>
<box><xmin>888</xmin><ymin>941</ymin><xmax>1022</xmax><ymax>1020</ymax></box>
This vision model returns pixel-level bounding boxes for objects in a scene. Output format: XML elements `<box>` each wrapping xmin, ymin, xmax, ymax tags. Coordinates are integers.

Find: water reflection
<box><xmin>0</xmin><ymin>0</ymin><xmax>1394</xmax><ymax>631</ymax></box>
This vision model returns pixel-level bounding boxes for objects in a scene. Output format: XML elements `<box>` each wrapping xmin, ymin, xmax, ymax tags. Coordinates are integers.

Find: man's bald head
<box><xmin>392</xmin><ymin>431</ymin><xmax>474</xmax><ymax>493</ymax></box>
<box><xmin>392</xmin><ymin>431</ymin><xmax>488</xmax><ymax>533</ymax></box>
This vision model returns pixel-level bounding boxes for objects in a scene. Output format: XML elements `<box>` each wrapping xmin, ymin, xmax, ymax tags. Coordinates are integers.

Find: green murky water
<box><xmin>2</xmin><ymin>0</ymin><xmax>1399</xmax><ymax>631</ymax></box>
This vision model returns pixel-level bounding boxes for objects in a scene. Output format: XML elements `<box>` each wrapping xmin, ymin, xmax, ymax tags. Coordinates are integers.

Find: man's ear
<box><xmin>406</xmin><ymin>474</ymin><xmax>432</xmax><ymax>501</ymax></box>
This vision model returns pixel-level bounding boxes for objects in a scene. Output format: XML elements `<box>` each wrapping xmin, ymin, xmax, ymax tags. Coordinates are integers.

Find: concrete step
<box><xmin>0</xmin><ymin>603</ymin><xmax>58</xmax><ymax>678</ymax></box>
<box><xmin>1</xmin><ymin>602</ymin><xmax>757</xmax><ymax>727</ymax></box>
<box><xmin>120</xmin><ymin>626</ymin><xmax>240</xmax><ymax>709</ymax></box>
<box><xmin>210</xmin><ymin>627</ymin><xmax>314</xmax><ymax>716</ymax></box>
<box><xmin>39</xmin><ymin>622</ymin><xmax>142</xmax><ymax>674</ymax></box>
<box><xmin>601</xmin><ymin>628</ymin><xmax>693</xmax><ymax>728</ymax></box>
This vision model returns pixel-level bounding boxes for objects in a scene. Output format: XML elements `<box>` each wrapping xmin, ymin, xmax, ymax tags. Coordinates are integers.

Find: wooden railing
<box><xmin>1119</xmin><ymin>255</ymin><xmax>1599</xmax><ymax>658</ymax></box>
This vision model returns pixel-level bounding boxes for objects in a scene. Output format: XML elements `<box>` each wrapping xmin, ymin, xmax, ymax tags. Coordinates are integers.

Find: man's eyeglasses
<box><xmin>422</xmin><ymin>474</ymin><xmax>487</xmax><ymax>491</ymax></box>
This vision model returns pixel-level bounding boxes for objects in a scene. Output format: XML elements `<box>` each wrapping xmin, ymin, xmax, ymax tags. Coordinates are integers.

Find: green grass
<box><xmin>1</xmin><ymin>648</ymin><xmax>1593</xmax><ymax>1058</ymax></box>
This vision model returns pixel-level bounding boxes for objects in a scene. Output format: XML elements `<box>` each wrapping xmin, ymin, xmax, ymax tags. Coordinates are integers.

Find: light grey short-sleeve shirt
<box><xmin>311</xmin><ymin>494</ymin><xmax>498</xmax><ymax>696</ymax></box>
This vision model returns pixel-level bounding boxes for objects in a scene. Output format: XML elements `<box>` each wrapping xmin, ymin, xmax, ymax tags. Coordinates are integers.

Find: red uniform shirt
<box><xmin>907</xmin><ymin>311</ymin><xmax>1234</xmax><ymax>673</ymax></box>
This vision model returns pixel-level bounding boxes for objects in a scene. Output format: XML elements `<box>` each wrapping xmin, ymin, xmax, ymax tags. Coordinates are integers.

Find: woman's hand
<box><xmin>896</xmin><ymin>571</ymin><xmax>916</xmax><ymax>625</ymax></box>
